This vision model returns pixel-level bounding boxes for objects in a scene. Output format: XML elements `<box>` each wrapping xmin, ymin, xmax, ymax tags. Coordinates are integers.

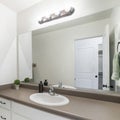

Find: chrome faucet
<box><xmin>58</xmin><ymin>81</ymin><xmax>62</xmax><ymax>88</ymax></box>
<box><xmin>49</xmin><ymin>86</ymin><xmax>55</xmax><ymax>96</ymax></box>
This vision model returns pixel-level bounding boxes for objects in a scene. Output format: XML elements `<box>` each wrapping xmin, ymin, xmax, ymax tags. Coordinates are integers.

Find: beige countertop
<box><xmin>0</xmin><ymin>88</ymin><xmax>120</xmax><ymax>120</ymax></box>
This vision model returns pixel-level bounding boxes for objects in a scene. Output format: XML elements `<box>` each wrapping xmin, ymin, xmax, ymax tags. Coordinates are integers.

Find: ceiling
<box><xmin>0</xmin><ymin>0</ymin><xmax>43</xmax><ymax>12</ymax></box>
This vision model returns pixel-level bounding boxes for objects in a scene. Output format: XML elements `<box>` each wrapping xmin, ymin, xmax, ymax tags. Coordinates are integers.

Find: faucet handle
<box><xmin>49</xmin><ymin>85</ymin><xmax>55</xmax><ymax>96</ymax></box>
<box><xmin>49</xmin><ymin>86</ymin><xmax>54</xmax><ymax>91</ymax></box>
<box><xmin>58</xmin><ymin>81</ymin><xmax>62</xmax><ymax>88</ymax></box>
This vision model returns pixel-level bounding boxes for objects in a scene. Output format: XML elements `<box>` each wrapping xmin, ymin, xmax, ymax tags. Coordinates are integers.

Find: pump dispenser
<box><xmin>39</xmin><ymin>81</ymin><xmax>43</xmax><ymax>93</ymax></box>
<box><xmin>44</xmin><ymin>79</ymin><xmax>48</xmax><ymax>86</ymax></box>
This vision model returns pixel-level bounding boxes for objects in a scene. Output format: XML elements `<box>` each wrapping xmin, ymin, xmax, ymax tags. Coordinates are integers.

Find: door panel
<box><xmin>75</xmin><ymin>37</ymin><xmax>103</xmax><ymax>89</ymax></box>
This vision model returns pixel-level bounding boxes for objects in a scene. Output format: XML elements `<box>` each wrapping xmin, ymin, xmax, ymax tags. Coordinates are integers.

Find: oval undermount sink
<box><xmin>52</xmin><ymin>85</ymin><xmax>76</xmax><ymax>89</ymax></box>
<box><xmin>30</xmin><ymin>93</ymin><xmax>69</xmax><ymax>106</ymax></box>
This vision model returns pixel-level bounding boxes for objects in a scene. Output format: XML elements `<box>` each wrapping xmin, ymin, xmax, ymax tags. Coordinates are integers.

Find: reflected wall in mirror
<box><xmin>18</xmin><ymin>6</ymin><xmax>120</xmax><ymax>92</ymax></box>
<box><xmin>32</xmin><ymin>20</ymin><xmax>109</xmax><ymax>90</ymax></box>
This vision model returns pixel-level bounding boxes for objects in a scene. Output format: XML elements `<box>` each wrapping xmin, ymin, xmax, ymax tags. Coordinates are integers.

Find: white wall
<box><xmin>0</xmin><ymin>3</ymin><xmax>17</xmax><ymax>85</ymax></box>
<box><xmin>18</xmin><ymin>32</ymin><xmax>32</xmax><ymax>81</ymax></box>
<box><xmin>110</xmin><ymin>7</ymin><xmax>120</xmax><ymax>30</ymax></box>
<box><xmin>18</xmin><ymin>0</ymin><xmax>120</xmax><ymax>34</ymax></box>
<box><xmin>32</xmin><ymin>18</ymin><xmax>109</xmax><ymax>85</ymax></box>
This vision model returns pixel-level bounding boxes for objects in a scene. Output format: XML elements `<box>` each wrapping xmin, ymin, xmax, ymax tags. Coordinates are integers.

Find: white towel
<box><xmin>111</xmin><ymin>53</ymin><xmax>120</xmax><ymax>80</ymax></box>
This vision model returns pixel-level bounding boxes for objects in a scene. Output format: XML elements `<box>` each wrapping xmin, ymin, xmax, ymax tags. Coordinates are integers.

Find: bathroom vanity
<box><xmin>0</xmin><ymin>90</ymin><xmax>71</xmax><ymax>120</ymax></box>
<box><xmin>1</xmin><ymin>0</ymin><xmax>120</xmax><ymax>120</ymax></box>
<box><xmin>0</xmin><ymin>85</ymin><xmax>120</xmax><ymax>120</ymax></box>
<box><xmin>0</xmin><ymin>98</ymin><xmax>70</xmax><ymax>120</ymax></box>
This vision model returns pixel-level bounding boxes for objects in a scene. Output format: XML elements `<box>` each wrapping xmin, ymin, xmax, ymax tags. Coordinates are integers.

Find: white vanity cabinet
<box><xmin>0</xmin><ymin>108</ymin><xmax>11</xmax><ymax>120</ymax></box>
<box><xmin>0</xmin><ymin>97</ymin><xmax>70</xmax><ymax>120</ymax></box>
<box><xmin>12</xmin><ymin>102</ymin><xmax>70</xmax><ymax>120</ymax></box>
<box><xmin>0</xmin><ymin>97</ymin><xmax>11</xmax><ymax>120</ymax></box>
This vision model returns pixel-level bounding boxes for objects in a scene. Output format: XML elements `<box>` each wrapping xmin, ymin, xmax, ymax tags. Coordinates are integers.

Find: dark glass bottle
<box><xmin>39</xmin><ymin>81</ymin><xmax>43</xmax><ymax>93</ymax></box>
<box><xmin>44</xmin><ymin>79</ymin><xmax>48</xmax><ymax>86</ymax></box>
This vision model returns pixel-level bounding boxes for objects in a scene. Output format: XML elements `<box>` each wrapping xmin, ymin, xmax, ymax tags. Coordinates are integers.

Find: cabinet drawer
<box><xmin>12</xmin><ymin>113</ymin><xmax>30</xmax><ymax>120</ymax></box>
<box><xmin>0</xmin><ymin>97</ymin><xmax>11</xmax><ymax>110</ymax></box>
<box><xmin>0</xmin><ymin>107</ymin><xmax>11</xmax><ymax>120</ymax></box>
<box><xmin>12</xmin><ymin>102</ymin><xmax>70</xmax><ymax>120</ymax></box>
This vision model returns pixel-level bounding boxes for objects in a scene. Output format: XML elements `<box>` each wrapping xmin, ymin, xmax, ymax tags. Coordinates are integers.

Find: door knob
<box><xmin>103</xmin><ymin>84</ymin><xmax>107</xmax><ymax>88</ymax></box>
<box><xmin>95</xmin><ymin>75</ymin><xmax>98</xmax><ymax>78</ymax></box>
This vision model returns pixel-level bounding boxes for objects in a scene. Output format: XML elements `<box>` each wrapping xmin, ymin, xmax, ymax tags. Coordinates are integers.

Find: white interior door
<box><xmin>75</xmin><ymin>37</ymin><xmax>103</xmax><ymax>89</ymax></box>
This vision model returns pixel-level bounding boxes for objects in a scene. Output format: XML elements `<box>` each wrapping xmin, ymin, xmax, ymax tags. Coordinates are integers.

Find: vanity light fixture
<box><xmin>38</xmin><ymin>7</ymin><xmax>75</xmax><ymax>24</ymax></box>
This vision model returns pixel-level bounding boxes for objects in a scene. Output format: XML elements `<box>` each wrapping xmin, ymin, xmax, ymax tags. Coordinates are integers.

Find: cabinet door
<box><xmin>0</xmin><ymin>107</ymin><xmax>10</xmax><ymax>120</ymax></box>
<box><xmin>0</xmin><ymin>97</ymin><xmax>11</xmax><ymax>110</ymax></box>
<box><xmin>12</xmin><ymin>113</ymin><xmax>30</xmax><ymax>120</ymax></box>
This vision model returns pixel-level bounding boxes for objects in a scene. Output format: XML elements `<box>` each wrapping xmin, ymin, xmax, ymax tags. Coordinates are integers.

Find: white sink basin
<box><xmin>53</xmin><ymin>85</ymin><xmax>76</xmax><ymax>89</ymax></box>
<box><xmin>30</xmin><ymin>93</ymin><xmax>69</xmax><ymax>106</ymax></box>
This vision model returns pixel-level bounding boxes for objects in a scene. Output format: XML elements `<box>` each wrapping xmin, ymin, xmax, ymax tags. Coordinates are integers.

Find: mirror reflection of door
<box><xmin>75</xmin><ymin>36</ymin><xmax>103</xmax><ymax>89</ymax></box>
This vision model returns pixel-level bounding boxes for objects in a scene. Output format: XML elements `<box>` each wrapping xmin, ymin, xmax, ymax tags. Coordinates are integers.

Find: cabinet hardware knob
<box><xmin>1</xmin><ymin>102</ymin><xmax>6</xmax><ymax>104</ymax></box>
<box><xmin>1</xmin><ymin>116</ymin><xmax>6</xmax><ymax>120</ymax></box>
<box><xmin>0</xmin><ymin>101</ymin><xmax>6</xmax><ymax>104</ymax></box>
<box><xmin>103</xmin><ymin>84</ymin><xmax>107</xmax><ymax>88</ymax></box>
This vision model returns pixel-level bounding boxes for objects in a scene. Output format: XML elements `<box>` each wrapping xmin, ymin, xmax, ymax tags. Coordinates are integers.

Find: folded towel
<box><xmin>111</xmin><ymin>53</ymin><xmax>120</xmax><ymax>80</ymax></box>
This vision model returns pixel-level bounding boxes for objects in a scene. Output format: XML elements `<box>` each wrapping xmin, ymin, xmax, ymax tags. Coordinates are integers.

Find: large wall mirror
<box><xmin>18</xmin><ymin>6</ymin><xmax>120</xmax><ymax>93</ymax></box>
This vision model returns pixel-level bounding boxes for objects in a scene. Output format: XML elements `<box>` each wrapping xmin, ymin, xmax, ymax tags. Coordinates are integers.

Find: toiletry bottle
<box><xmin>39</xmin><ymin>81</ymin><xmax>43</xmax><ymax>93</ymax></box>
<box><xmin>44</xmin><ymin>79</ymin><xmax>48</xmax><ymax>86</ymax></box>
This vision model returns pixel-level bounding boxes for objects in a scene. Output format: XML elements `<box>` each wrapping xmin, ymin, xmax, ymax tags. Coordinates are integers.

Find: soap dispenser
<box><xmin>44</xmin><ymin>79</ymin><xmax>48</xmax><ymax>86</ymax></box>
<box><xmin>39</xmin><ymin>81</ymin><xmax>43</xmax><ymax>93</ymax></box>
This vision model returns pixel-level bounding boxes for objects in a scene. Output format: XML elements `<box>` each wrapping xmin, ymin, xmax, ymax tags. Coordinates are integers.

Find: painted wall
<box><xmin>32</xmin><ymin>18</ymin><xmax>109</xmax><ymax>85</ymax></box>
<box><xmin>110</xmin><ymin>7</ymin><xmax>120</xmax><ymax>30</ymax></box>
<box><xmin>18</xmin><ymin>0</ymin><xmax>120</xmax><ymax>34</ymax></box>
<box><xmin>18</xmin><ymin>32</ymin><xmax>32</xmax><ymax>81</ymax></box>
<box><xmin>0</xmin><ymin>3</ymin><xmax>17</xmax><ymax>85</ymax></box>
